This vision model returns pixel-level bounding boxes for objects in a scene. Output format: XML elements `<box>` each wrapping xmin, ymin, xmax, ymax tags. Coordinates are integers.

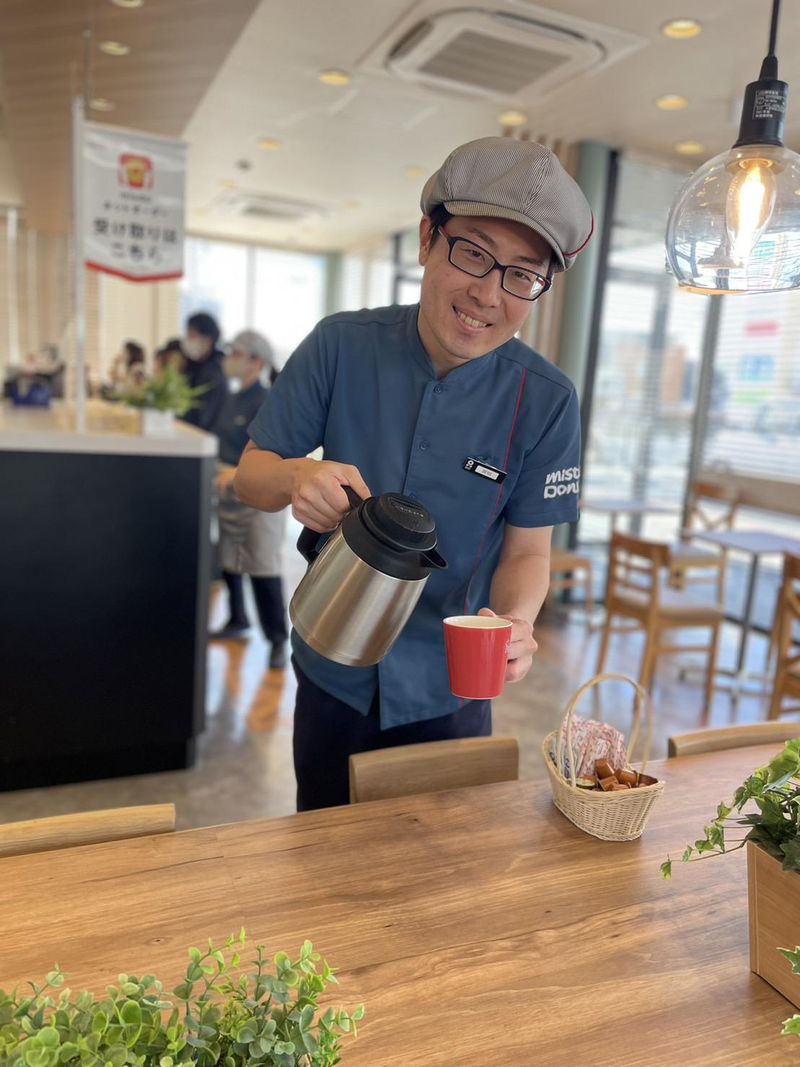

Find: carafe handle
<box><xmin>296</xmin><ymin>484</ymin><xmax>365</xmax><ymax>563</ymax></box>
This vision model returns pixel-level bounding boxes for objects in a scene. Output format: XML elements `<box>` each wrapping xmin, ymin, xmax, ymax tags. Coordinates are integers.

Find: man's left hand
<box><xmin>478</xmin><ymin>607</ymin><xmax>537</xmax><ymax>684</ymax></box>
<box><xmin>216</xmin><ymin>467</ymin><xmax>237</xmax><ymax>496</ymax></box>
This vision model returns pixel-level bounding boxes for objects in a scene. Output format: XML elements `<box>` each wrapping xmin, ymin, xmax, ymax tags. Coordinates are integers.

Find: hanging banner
<box><xmin>82</xmin><ymin>121</ymin><xmax>186</xmax><ymax>282</ymax></box>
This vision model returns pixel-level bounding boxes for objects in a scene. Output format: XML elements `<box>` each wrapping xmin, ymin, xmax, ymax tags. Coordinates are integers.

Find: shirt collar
<box><xmin>407</xmin><ymin>304</ymin><xmax>498</xmax><ymax>384</ymax></box>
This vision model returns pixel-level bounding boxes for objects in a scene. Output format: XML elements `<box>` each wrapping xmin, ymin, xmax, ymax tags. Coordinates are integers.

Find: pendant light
<box><xmin>665</xmin><ymin>0</ymin><xmax>800</xmax><ymax>294</ymax></box>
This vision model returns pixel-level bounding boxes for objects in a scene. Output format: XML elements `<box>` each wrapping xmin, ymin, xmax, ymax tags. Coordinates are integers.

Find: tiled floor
<box><xmin>2</xmin><ymin>551</ymin><xmax>795</xmax><ymax>830</ymax></box>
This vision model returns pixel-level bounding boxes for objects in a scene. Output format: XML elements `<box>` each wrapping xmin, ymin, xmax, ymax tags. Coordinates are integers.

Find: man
<box><xmin>234</xmin><ymin>137</ymin><xmax>593</xmax><ymax>810</ymax></box>
<box><xmin>180</xmin><ymin>311</ymin><xmax>228</xmax><ymax>431</ymax></box>
<box><xmin>211</xmin><ymin>330</ymin><xmax>288</xmax><ymax>670</ymax></box>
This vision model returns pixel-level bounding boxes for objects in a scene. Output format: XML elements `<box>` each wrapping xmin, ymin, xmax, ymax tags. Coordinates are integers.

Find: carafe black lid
<box><xmin>361</xmin><ymin>493</ymin><xmax>437</xmax><ymax>553</ymax></box>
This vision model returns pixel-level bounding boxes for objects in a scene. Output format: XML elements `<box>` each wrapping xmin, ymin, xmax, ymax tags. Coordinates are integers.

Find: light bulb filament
<box><xmin>727</xmin><ymin>160</ymin><xmax>776</xmax><ymax>266</ymax></box>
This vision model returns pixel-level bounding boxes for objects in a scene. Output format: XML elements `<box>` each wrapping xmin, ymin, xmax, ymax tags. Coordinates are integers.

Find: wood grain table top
<box><xmin>2</xmin><ymin>743</ymin><xmax>799</xmax><ymax>1066</ymax></box>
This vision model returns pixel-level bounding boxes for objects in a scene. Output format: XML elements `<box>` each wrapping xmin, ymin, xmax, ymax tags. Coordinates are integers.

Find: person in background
<box><xmin>210</xmin><ymin>329</ymin><xmax>288</xmax><ymax>670</ymax></box>
<box><xmin>110</xmin><ymin>340</ymin><xmax>146</xmax><ymax>389</ymax></box>
<box><xmin>181</xmin><ymin>312</ymin><xmax>227</xmax><ymax>431</ymax></box>
<box><xmin>234</xmin><ymin>136</ymin><xmax>594</xmax><ymax>810</ymax></box>
<box><xmin>154</xmin><ymin>337</ymin><xmax>186</xmax><ymax>376</ymax></box>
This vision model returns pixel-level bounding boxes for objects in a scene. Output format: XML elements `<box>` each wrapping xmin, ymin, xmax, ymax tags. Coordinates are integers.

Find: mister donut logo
<box><xmin>118</xmin><ymin>153</ymin><xmax>154</xmax><ymax>190</ymax></box>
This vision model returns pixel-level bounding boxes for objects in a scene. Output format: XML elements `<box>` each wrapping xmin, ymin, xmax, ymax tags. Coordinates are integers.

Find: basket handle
<box><xmin>555</xmin><ymin>672</ymin><xmax>653</xmax><ymax>788</ymax></box>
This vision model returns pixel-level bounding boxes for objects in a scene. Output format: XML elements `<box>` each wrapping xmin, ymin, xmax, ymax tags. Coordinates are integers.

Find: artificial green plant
<box><xmin>0</xmin><ymin>932</ymin><xmax>364</xmax><ymax>1067</ymax></box>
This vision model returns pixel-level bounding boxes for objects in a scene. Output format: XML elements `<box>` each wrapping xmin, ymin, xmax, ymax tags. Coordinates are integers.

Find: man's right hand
<box><xmin>291</xmin><ymin>459</ymin><xmax>371</xmax><ymax>532</ymax></box>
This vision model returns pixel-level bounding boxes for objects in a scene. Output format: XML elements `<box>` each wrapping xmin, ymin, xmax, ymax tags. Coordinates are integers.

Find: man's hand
<box><xmin>216</xmin><ymin>467</ymin><xmax>237</xmax><ymax>497</ymax></box>
<box><xmin>291</xmin><ymin>459</ymin><xmax>371</xmax><ymax>532</ymax></box>
<box><xmin>478</xmin><ymin>607</ymin><xmax>537</xmax><ymax>683</ymax></box>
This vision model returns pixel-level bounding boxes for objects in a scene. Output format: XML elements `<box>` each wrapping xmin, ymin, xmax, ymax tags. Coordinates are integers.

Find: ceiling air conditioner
<box><xmin>381</xmin><ymin>6</ymin><xmax>640</xmax><ymax>102</ymax></box>
<box><xmin>210</xmin><ymin>190</ymin><xmax>327</xmax><ymax>223</ymax></box>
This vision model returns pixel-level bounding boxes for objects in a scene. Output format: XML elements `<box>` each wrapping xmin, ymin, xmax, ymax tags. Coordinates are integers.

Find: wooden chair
<box><xmin>669</xmin><ymin>479</ymin><xmax>738</xmax><ymax>600</ymax></box>
<box><xmin>349</xmin><ymin>737</ymin><xmax>519</xmax><ymax>804</ymax></box>
<box><xmin>768</xmin><ymin>552</ymin><xmax>800</xmax><ymax>720</ymax></box>
<box><xmin>548</xmin><ymin>547</ymin><xmax>594</xmax><ymax>617</ymax></box>
<box><xmin>596</xmin><ymin>532</ymin><xmax>723</xmax><ymax>716</ymax></box>
<box><xmin>668</xmin><ymin>722</ymin><xmax>798</xmax><ymax>757</ymax></box>
<box><xmin>0</xmin><ymin>803</ymin><xmax>176</xmax><ymax>860</ymax></box>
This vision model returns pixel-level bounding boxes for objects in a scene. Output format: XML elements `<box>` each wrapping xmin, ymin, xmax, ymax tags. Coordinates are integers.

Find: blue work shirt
<box><xmin>248</xmin><ymin>304</ymin><xmax>580</xmax><ymax>729</ymax></box>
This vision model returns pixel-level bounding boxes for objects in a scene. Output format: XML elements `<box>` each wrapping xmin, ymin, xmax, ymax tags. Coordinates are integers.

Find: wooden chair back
<box><xmin>349</xmin><ymin>737</ymin><xmax>519</xmax><ymax>804</ymax></box>
<box><xmin>0</xmin><ymin>804</ymin><xmax>176</xmax><ymax>859</ymax></box>
<box><xmin>549</xmin><ymin>548</ymin><xmax>594</xmax><ymax>615</ymax></box>
<box><xmin>607</xmin><ymin>532</ymin><xmax>670</xmax><ymax>612</ymax></box>
<box><xmin>686</xmin><ymin>480</ymin><xmax>738</xmax><ymax>533</ymax></box>
<box><xmin>768</xmin><ymin>553</ymin><xmax>800</xmax><ymax>719</ymax></box>
<box><xmin>667</xmin><ymin>722</ymin><xmax>797</xmax><ymax>757</ymax></box>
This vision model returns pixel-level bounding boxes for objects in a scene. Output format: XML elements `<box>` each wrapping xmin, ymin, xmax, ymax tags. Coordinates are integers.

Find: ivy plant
<box><xmin>660</xmin><ymin>738</ymin><xmax>800</xmax><ymax>880</ymax></box>
<box><xmin>780</xmin><ymin>946</ymin><xmax>800</xmax><ymax>1038</ymax></box>
<box><xmin>0</xmin><ymin>932</ymin><xmax>364</xmax><ymax>1067</ymax></box>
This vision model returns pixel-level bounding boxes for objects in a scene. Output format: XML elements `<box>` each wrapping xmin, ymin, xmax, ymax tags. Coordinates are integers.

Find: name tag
<box><xmin>463</xmin><ymin>457</ymin><xmax>506</xmax><ymax>484</ymax></box>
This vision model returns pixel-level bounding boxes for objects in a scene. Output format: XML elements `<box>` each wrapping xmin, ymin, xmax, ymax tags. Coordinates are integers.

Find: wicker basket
<box><xmin>542</xmin><ymin>672</ymin><xmax>665</xmax><ymax>841</ymax></box>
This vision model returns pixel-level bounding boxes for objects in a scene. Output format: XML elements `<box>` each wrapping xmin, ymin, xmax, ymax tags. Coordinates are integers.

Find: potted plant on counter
<box><xmin>118</xmin><ymin>364</ymin><xmax>208</xmax><ymax>436</ymax></box>
<box><xmin>0</xmin><ymin>933</ymin><xmax>364</xmax><ymax>1066</ymax></box>
<box><xmin>661</xmin><ymin>737</ymin><xmax>800</xmax><ymax>1011</ymax></box>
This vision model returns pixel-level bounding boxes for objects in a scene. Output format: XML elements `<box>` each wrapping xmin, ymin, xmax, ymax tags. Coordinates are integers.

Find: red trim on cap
<box><xmin>563</xmin><ymin>213</ymin><xmax>595</xmax><ymax>259</ymax></box>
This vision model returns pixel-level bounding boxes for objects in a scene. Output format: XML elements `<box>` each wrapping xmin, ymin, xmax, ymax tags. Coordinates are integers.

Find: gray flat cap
<box><xmin>420</xmin><ymin>137</ymin><xmax>594</xmax><ymax>272</ymax></box>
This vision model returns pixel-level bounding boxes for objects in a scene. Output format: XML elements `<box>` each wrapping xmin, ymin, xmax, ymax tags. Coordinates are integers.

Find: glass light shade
<box><xmin>665</xmin><ymin>143</ymin><xmax>800</xmax><ymax>293</ymax></box>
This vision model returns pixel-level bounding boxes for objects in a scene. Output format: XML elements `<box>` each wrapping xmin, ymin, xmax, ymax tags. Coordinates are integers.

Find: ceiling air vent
<box><xmin>381</xmin><ymin>7</ymin><xmax>642</xmax><ymax>102</ymax></box>
<box><xmin>211</xmin><ymin>190</ymin><xmax>326</xmax><ymax>223</ymax></box>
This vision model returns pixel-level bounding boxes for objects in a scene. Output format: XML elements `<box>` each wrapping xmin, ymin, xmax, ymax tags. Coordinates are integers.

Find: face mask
<box><xmin>223</xmin><ymin>353</ymin><xmax>249</xmax><ymax>380</ymax></box>
<box><xmin>183</xmin><ymin>337</ymin><xmax>208</xmax><ymax>361</ymax></box>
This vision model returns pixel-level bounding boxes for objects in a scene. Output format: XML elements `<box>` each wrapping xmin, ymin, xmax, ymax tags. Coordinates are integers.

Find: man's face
<box><xmin>417</xmin><ymin>215</ymin><xmax>552</xmax><ymax>376</ymax></box>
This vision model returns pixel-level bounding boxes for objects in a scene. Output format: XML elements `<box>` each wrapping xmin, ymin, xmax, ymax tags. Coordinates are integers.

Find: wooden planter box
<box><xmin>748</xmin><ymin>841</ymin><xmax>800</xmax><ymax>1009</ymax></box>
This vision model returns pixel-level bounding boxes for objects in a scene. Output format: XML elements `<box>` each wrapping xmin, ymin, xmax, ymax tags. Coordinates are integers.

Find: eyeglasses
<box><xmin>436</xmin><ymin>227</ymin><xmax>552</xmax><ymax>302</ymax></box>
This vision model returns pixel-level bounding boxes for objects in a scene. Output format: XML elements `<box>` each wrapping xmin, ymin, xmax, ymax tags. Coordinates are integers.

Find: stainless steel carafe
<box><xmin>289</xmin><ymin>488</ymin><xmax>447</xmax><ymax>666</ymax></box>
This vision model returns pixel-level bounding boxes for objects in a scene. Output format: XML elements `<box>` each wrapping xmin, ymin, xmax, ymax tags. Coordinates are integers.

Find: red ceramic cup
<box><xmin>443</xmin><ymin>615</ymin><xmax>513</xmax><ymax>700</ymax></box>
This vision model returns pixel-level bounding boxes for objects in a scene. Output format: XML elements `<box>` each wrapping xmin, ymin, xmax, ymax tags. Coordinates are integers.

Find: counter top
<box><xmin>0</xmin><ymin>399</ymin><xmax>218</xmax><ymax>457</ymax></box>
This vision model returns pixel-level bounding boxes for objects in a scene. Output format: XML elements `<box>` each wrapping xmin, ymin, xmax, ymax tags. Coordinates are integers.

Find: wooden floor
<box><xmin>1</xmin><ymin>553</ymin><xmax>797</xmax><ymax>831</ymax></box>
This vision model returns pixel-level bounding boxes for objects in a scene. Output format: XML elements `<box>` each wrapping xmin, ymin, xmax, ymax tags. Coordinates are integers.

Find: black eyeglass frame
<box><xmin>436</xmin><ymin>226</ymin><xmax>553</xmax><ymax>302</ymax></box>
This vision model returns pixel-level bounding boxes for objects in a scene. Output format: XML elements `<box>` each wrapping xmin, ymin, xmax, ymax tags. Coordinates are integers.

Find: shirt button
<box><xmin>418</xmin><ymin>440</ymin><xmax>428</xmax><ymax>451</ymax></box>
<box><xmin>434</xmin><ymin>384</ymin><xmax>444</xmax><ymax>395</ymax></box>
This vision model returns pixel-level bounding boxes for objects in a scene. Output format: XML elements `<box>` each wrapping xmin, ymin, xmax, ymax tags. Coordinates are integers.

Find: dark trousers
<box><xmin>222</xmin><ymin>571</ymin><xmax>287</xmax><ymax>644</ymax></box>
<box><xmin>292</xmin><ymin>662</ymin><xmax>492</xmax><ymax>811</ymax></box>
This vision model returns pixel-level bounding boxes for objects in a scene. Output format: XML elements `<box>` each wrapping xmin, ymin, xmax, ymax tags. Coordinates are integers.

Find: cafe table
<box><xmin>690</xmin><ymin>528</ymin><xmax>800</xmax><ymax>696</ymax></box>
<box><xmin>582</xmin><ymin>496</ymin><xmax>677</xmax><ymax>535</ymax></box>
<box><xmin>1</xmin><ymin>743</ymin><xmax>798</xmax><ymax>1066</ymax></box>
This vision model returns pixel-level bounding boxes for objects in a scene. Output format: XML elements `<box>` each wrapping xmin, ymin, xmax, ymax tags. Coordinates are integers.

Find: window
<box><xmin>580</xmin><ymin>157</ymin><xmax>710</xmax><ymax>543</ymax></box>
<box><xmin>701</xmin><ymin>291</ymin><xmax>800</xmax><ymax>482</ymax></box>
<box><xmin>251</xmin><ymin>248</ymin><xmax>326</xmax><ymax>367</ymax></box>
<box><xmin>180</xmin><ymin>237</ymin><xmax>327</xmax><ymax>366</ymax></box>
<box><xmin>180</xmin><ymin>239</ymin><xmax>248</xmax><ymax>337</ymax></box>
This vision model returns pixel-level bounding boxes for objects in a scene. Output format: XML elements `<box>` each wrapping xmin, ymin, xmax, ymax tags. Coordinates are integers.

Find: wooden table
<box><xmin>691</xmin><ymin>529</ymin><xmax>800</xmax><ymax>694</ymax></box>
<box><xmin>2</xmin><ymin>744</ymin><xmax>798</xmax><ymax>1065</ymax></box>
<box><xmin>582</xmin><ymin>497</ymin><xmax>676</xmax><ymax>535</ymax></box>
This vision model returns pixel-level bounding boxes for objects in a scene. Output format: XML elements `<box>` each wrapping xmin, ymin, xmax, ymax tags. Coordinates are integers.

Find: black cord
<box><xmin>768</xmin><ymin>0</ymin><xmax>780</xmax><ymax>56</ymax></box>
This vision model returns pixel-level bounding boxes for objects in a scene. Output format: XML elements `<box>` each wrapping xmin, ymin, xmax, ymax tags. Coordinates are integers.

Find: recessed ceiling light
<box><xmin>100</xmin><ymin>40</ymin><xmax>130</xmax><ymax>56</ymax></box>
<box><xmin>675</xmin><ymin>140</ymin><xmax>705</xmax><ymax>155</ymax></box>
<box><xmin>662</xmin><ymin>19</ymin><xmax>702</xmax><ymax>39</ymax></box>
<box><xmin>90</xmin><ymin>98</ymin><xmax>115</xmax><ymax>112</ymax></box>
<box><xmin>256</xmin><ymin>138</ymin><xmax>282</xmax><ymax>151</ymax></box>
<box><xmin>656</xmin><ymin>94</ymin><xmax>688</xmax><ymax>110</ymax></box>
<box><xmin>405</xmin><ymin>166</ymin><xmax>425</xmax><ymax>178</ymax></box>
<box><xmin>319</xmin><ymin>69</ymin><xmax>351</xmax><ymax>87</ymax></box>
<box><xmin>498</xmin><ymin>109</ymin><xmax>527</xmax><ymax>127</ymax></box>
<box><xmin>111</xmin><ymin>0</ymin><xmax>143</xmax><ymax>7</ymax></box>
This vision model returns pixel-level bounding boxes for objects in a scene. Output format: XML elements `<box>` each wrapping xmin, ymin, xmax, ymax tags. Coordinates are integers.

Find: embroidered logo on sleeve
<box><xmin>543</xmin><ymin>466</ymin><xmax>581</xmax><ymax>499</ymax></box>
